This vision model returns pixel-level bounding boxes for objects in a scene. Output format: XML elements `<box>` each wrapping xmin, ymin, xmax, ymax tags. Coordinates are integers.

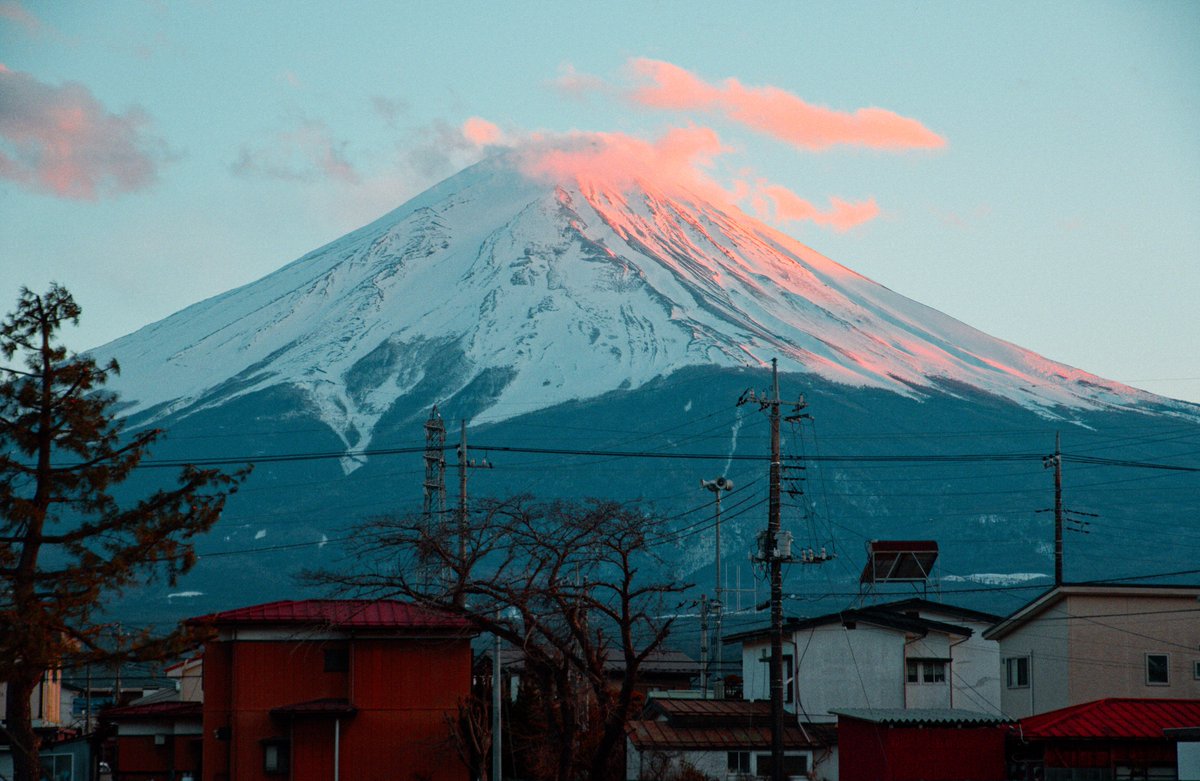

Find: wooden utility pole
<box><xmin>739</xmin><ymin>359</ymin><xmax>790</xmax><ymax>781</ymax></box>
<box><xmin>766</xmin><ymin>359</ymin><xmax>784</xmax><ymax>781</ymax></box>
<box><xmin>699</xmin><ymin>594</ymin><xmax>709</xmax><ymax>699</ymax></box>
<box><xmin>1047</xmin><ymin>432</ymin><xmax>1064</xmax><ymax>585</ymax></box>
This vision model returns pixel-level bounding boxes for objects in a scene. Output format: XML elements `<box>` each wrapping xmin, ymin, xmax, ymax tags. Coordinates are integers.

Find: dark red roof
<box><xmin>270</xmin><ymin>698</ymin><xmax>357</xmax><ymax>718</ymax></box>
<box><xmin>627</xmin><ymin>720</ymin><xmax>834</xmax><ymax>750</ymax></box>
<box><xmin>187</xmin><ymin>599</ymin><xmax>472</xmax><ymax>631</ymax></box>
<box><xmin>647</xmin><ymin>699</ymin><xmax>773</xmax><ymax>720</ymax></box>
<box><xmin>104</xmin><ymin>701</ymin><xmax>202</xmax><ymax>720</ymax></box>
<box><xmin>1020</xmin><ymin>698</ymin><xmax>1200</xmax><ymax>739</ymax></box>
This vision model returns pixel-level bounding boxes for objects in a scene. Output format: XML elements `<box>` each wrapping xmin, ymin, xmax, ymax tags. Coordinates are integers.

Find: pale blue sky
<box><xmin>2</xmin><ymin>1</ymin><xmax>1198</xmax><ymax>402</ymax></box>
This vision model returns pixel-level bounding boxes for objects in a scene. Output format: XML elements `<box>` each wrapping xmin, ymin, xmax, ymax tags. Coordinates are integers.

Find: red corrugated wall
<box><xmin>839</xmin><ymin>718</ymin><xmax>1007</xmax><ymax>781</ymax></box>
<box><xmin>201</xmin><ymin>634</ymin><xmax>472</xmax><ymax>781</ymax></box>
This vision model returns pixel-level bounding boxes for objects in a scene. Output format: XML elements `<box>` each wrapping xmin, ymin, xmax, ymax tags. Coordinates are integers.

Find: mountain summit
<box><xmin>100</xmin><ymin>150</ymin><xmax>1177</xmax><ymax>464</ymax></box>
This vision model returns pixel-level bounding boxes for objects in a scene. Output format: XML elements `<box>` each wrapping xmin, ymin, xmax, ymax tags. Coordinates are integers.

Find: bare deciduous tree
<box><xmin>314</xmin><ymin>496</ymin><xmax>689</xmax><ymax>781</ymax></box>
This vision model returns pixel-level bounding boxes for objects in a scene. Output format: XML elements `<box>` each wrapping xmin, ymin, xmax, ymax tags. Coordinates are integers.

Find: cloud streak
<box><xmin>231</xmin><ymin>118</ymin><xmax>359</xmax><ymax>184</ymax></box>
<box><xmin>755</xmin><ymin>184</ymin><xmax>880</xmax><ymax>231</ymax></box>
<box><xmin>610</xmin><ymin>58</ymin><xmax>945</xmax><ymax>152</ymax></box>
<box><xmin>0</xmin><ymin>65</ymin><xmax>170</xmax><ymax>199</ymax></box>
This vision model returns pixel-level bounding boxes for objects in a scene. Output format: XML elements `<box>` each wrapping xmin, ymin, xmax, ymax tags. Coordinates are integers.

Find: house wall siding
<box><xmin>1064</xmin><ymin>592</ymin><xmax>1200</xmax><ymax>704</ymax></box>
<box><xmin>997</xmin><ymin>610</ymin><xmax>1069</xmax><ymax>720</ymax></box>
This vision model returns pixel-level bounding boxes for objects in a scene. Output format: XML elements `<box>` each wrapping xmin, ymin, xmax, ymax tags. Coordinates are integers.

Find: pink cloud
<box><xmin>757</xmin><ymin>184</ymin><xmax>880</xmax><ymax>231</ymax></box>
<box><xmin>515</xmin><ymin>125</ymin><xmax>732</xmax><ymax>204</ymax></box>
<box><xmin>462</xmin><ymin>116</ymin><xmax>504</xmax><ymax>147</ymax></box>
<box><xmin>552</xmin><ymin>63</ymin><xmax>610</xmax><ymax>99</ymax></box>
<box><xmin>510</xmin><ymin>126</ymin><xmax>880</xmax><ymax>230</ymax></box>
<box><xmin>627</xmin><ymin>58</ymin><xmax>945</xmax><ymax>152</ymax></box>
<box><xmin>231</xmin><ymin>119</ymin><xmax>359</xmax><ymax>185</ymax></box>
<box><xmin>0</xmin><ymin>66</ymin><xmax>169</xmax><ymax>200</ymax></box>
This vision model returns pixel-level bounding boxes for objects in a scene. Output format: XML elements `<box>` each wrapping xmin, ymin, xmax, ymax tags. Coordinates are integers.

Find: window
<box><xmin>1146</xmin><ymin>653</ymin><xmax>1169</xmax><ymax>685</ymax></box>
<box><xmin>323</xmin><ymin>647</ymin><xmax>349</xmax><ymax>673</ymax></box>
<box><xmin>754</xmin><ymin>753</ymin><xmax>809</xmax><ymax>777</ymax></box>
<box><xmin>1006</xmin><ymin>656</ymin><xmax>1030</xmax><ymax>689</ymax></box>
<box><xmin>39</xmin><ymin>754</ymin><xmax>72</xmax><ymax>781</ymax></box>
<box><xmin>262</xmin><ymin>739</ymin><xmax>290</xmax><ymax>774</ymax></box>
<box><xmin>758</xmin><ymin>652</ymin><xmax>794</xmax><ymax>703</ymax></box>
<box><xmin>906</xmin><ymin>658</ymin><xmax>947</xmax><ymax>684</ymax></box>
<box><xmin>728</xmin><ymin>751</ymin><xmax>751</xmax><ymax>773</ymax></box>
<box><xmin>1193</xmin><ymin>660</ymin><xmax>1200</xmax><ymax>680</ymax></box>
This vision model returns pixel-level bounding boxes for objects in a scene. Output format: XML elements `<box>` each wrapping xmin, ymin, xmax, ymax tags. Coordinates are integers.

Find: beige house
<box><xmin>983</xmin><ymin>584</ymin><xmax>1200</xmax><ymax>719</ymax></box>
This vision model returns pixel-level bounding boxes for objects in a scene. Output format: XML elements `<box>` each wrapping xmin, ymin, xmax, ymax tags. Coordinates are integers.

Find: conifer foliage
<box><xmin>0</xmin><ymin>285</ymin><xmax>246</xmax><ymax>781</ymax></box>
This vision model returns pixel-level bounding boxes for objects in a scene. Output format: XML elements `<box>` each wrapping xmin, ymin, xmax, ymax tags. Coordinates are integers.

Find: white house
<box><xmin>983</xmin><ymin>583</ymin><xmax>1200</xmax><ymax>719</ymax></box>
<box><xmin>726</xmin><ymin>598</ymin><xmax>1003</xmax><ymax>721</ymax></box>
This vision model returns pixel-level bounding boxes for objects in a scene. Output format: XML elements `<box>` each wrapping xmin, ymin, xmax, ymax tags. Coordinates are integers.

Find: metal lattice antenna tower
<box><xmin>422</xmin><ymin>405</ymin><xmax>447</xmax><ymax>518</ymax></box>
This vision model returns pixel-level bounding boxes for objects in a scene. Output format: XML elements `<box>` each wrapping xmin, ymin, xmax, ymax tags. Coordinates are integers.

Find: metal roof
<box><xmin>1019</xmin><ymin>698</ymin><xmax>1200</xmax><ymax>740</ymax></box>
<box><xmin>627</xmin><ymin>720</ymin><xmax>835</xmax><ymax>750</ymax></box>
<box><xmin>646</xmin><ymin>698</ymin><xmax>773</xmax><ymax>720</ymax></box>
<box><xmin>103</xmin><ymin>700</ymin><xmax>203</xmax><ymax>720</ymax></box>
<box><xmin>833</xmin><ymin>708</ymin><xmax>1009</xmax><ymax>726</ymax></box>
<box><xmin>724</xmin><ymin>605</ymin><xmax>974</xmax><ymax>645</ymax></box>
<box><xmin>187</xmin><ymin>599</ymin><xmax>472</xmax><ymax>631</ymax></box>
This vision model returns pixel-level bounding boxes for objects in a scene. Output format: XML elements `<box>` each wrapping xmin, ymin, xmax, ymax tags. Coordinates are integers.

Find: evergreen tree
<box><xmin>0</xmin><ymin>285</ymin><xmax>246</xmax><ymax>780</ymax></box>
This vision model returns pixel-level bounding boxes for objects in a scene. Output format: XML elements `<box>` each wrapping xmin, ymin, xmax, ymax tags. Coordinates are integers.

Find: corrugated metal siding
<box><xmin>1021</xmin><ymin>697</ymin><xmax>1200</xmax><ymax>738</ymax></box>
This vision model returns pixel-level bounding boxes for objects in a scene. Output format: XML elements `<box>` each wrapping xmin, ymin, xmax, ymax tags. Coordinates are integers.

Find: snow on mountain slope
<box><xmin>97</xmin><ymin>151</ymin><xmax>1181</xmax><ymax>468</ymax></box>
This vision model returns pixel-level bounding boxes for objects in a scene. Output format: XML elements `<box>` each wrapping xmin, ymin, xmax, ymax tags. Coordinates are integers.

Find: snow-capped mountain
<box><xmin>99</xmin><ymin>151</ymin><xmax>1182</xmax><ymax>470</ymax></box>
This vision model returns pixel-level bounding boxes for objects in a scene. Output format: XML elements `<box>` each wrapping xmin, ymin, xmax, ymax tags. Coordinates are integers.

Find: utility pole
<box><xmin>740</xmin><ymin>360</ymin><xmax>831</xmax><ymax>781</ymax></box>
<box><xmin>741</xmin><ymin>359</ymin><xmax>788</xmax><ymax>781</ymax></box>
<box><xmin>699</xmin><ymin>594</ymin><xmax>709</xmax><ymax>699</ymax></box>
<box><xmin>493</xmin><ymin>612</ymin><xmax>503</xmax><ymax>781</ymax></box>
<box><xmin>701</xmin><ymin>476</ymin><xmax>732</xmax><ymax>697</ymax></box>
<box><xmin>766</xmin><ymin>360</ymin><xmax>784</xmax><ymax>781</ymax></box>
<box><xmin>454</xmin><ymin>419</ymin><xmax>492</xmax><ymax>606</ymax></box>
<box><xmin>1045</xmin><ymin>432</ymin><xmax>1064</xmax><ymax>586</ymax></box>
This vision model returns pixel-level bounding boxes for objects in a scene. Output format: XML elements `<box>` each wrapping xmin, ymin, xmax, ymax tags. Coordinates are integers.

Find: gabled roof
<box><xmin>833</xmin><ymin>708</ymin><xmax>1008</xmax><ymax>726</ymax></box>
<box><xmin>627</xmin><ymin>720</ymin><xmax>836</xmax><ymax>751</ymax></box>
<box><xmin>984</xmin><ymin>583</ymin><xmax>1200</xmax><ymax>641</ymax></box>
<box><xmin>186</xmin><ymin>599</ymin><xmax>472</xmax><ymax>632</ymax></box>
<box><xmin>103</xmin><ymin>700</ymin><xmax>203</xmax><ymax>720</ymax></box>
<box><xmin>869</xmin><ymin>597</ymin><xmax>1001</xmax><ymax>625</ymax></box>
<box><xmin>645</xmin><ymin>698</ymin><xmax>772</xmax><ymax>723</ymax></box>
<box><xmin>1019</xmin><ymin>698</ymin><xmax>1200</xmax><ymax>740</ymax></box>
<box><xmin>724</xmin><ymin>604</ymin><xmax>973</xmax><ymax>645</ymax></box>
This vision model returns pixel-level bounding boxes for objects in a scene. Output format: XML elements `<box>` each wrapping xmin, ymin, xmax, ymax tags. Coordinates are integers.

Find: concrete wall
<box><xmin>743</xmin><ymin>623</ymin><xmax>906</xmax><ymax>720</ymax></box>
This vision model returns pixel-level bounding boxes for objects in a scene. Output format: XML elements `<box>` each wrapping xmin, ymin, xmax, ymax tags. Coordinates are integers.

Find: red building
<box><xmin>104</xmin><ymin>695</ymin><xmax>203</xmax><ymax>780</ymax></box>
<box><xmin>834</xmin><ymin>708</ymin><xmax>1009</xmax><ymax>781</ymax></box>
<box><xmin>187</xmin><ymin>599</ymin><xmax>476</xmax><ymax>781</ymax></box>
<box><xmin>1012</xmin><ymin>698</ymin><xmax>1200</xmax><ymax>780</ymax></box>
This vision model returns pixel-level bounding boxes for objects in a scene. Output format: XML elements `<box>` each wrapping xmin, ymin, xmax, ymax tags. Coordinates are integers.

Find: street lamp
<box><xmin>701</xmin><ymin>476</ymin><xmax>732</xmax><ymax>697</ymax></box>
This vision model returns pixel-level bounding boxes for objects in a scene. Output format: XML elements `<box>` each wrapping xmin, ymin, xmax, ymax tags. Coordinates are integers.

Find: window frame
<box><xmin>727</xmin><ymin>750</ymin><xmax>751</xmax><ymax>773</ymax></box>
<box><xmin>1005</xmin><ymin>656</ymin><xmax>1030</xmax><ymax>689</ymax></box>
<box><xmin>262</xmin><ymin>738</ymin><xmax>291</xmax><ymax>775</ymax></box>
<box><xmin>1145</xmin><ymin>652</ymin><xmax>1169</xmax><ymax>686</ymax></box>
<box><xmin>905</xmin><ymin>658</ymin><xmax>948</xmax><ymax>685</ymax></box>
<box><xmin>1193</xmin><ymin>660</ymin><xmax>1200</xmax><ymax>680</ymax></box>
